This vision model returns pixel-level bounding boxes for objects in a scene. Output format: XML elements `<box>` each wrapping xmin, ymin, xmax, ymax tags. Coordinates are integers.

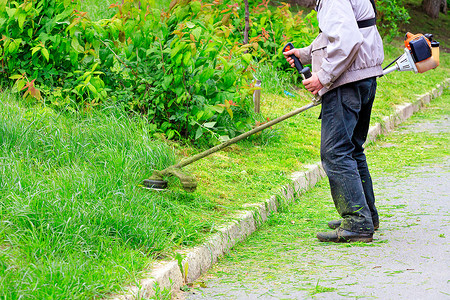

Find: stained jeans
<box><xmin>320</xmin><ymin>77</ymin><xmax>378</xmax><ymax>233</ymax></box>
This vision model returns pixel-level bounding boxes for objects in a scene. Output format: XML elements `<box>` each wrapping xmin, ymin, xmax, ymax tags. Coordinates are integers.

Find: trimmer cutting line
<box><xmin>144</xmin><ymin>33</ymin><xmax>440</xmax><ymax>192</ymax></box>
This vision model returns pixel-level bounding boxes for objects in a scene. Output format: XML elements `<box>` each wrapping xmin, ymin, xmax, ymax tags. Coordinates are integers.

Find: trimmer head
<box><xmin>143</xmin><ymin>167</ymin><xmax>198</xmax><ymax>192</ymax></box>
<box><xmin>143</xmin><ymin>179</ymin><xmax>168</xmax><ymax>190</ymax></box>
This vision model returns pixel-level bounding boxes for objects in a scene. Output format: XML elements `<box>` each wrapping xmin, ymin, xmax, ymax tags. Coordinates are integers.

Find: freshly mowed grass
<box><xmin>187</xmin><ymin>90</ymin><xmax>450</xmax><ymax>295</ymax></box>
<box><xmin>368</xmin><ymin>89</ymin><xmax>450</xmax><ymax>175</ymax></box>
<box><xmin>0</xmin><ymin>93</ymin><xmax>222</xmax><ymax>298</ymax></box>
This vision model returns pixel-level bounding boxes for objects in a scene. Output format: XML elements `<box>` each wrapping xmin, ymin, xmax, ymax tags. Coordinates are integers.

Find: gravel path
<box><xmin>180</xmin><ymin>116</ymin><xmax>450</xmax><ymax>299</ymax></box>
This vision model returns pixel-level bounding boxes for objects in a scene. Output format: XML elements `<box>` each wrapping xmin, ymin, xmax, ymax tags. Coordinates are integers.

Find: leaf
<box><xmin>71</xmin><ymin>38</ymin><xmax>84</xmax><ymax>53</ymax></box>
<box><xmin>31</xmin><ymin>46</ymin><xmax>41</xmax><ymax>56</ymax></box>
<box><xmin>91</xmin><ymin>62</ymin><xmax>99</xmax><ymax>72</ymax></box>
<box><xmin>212</xmin><ymin>105</ymin><xmax>224</xmax><ymax>113</ymax></box>
<box><xmin>21</xmin><ymin>79</ymin><xmax>41</xmax><ymax>100</ymax></box>
<box><xmin>18</xmin><ymin>13</ymin><xmax>26</xmax><ymax>30</ymax></box>
<box><xmin>91</xmin><ymin>77</ymin><xmax>105</xmax><ymax>89</ymax></box>
<box><xmin>192</xmin><ymin>27</ymin><xmax>202</xmax><ymax>40</ymax></box>
<box><xmin>87</xmin><ymin>83</ymin><xmax>97</xmax><ymax>95</ymax></box>
<box><xmin>16</xmin><ymin>79</ymin><xmax>26</xmax><ymax>93</ymax></box>
<box><xmin>167</xmin><ymin>130</ymin><xmax>175</xmax><ymax>140</ymax></box>
<box><xmin>218</xmin><ymin>135</ymin><xmax>230</xmax><ymax>142</ymax></box>
<box><xmin>190</xmin><ymin>1</ymin><xmax>201</xmax><ymax>14</ymax></box>
<box><xmin>221</xmin><ymin>73</ymin><xmax>236</xmax><ymax>89</ymax></box>
<box><xmin>218</xmin><ymin>56</ymin><xmax>229</xmax><ymax>70</ymax></box>
<box><xmin>260</xmin><ymin>16</ymin><xmax>267</xmax><ymax>26</ymax></box>
<box><xmin>242</xmin><ymin>53</ymin><xmax>252</xmax><ymax>64</ymax></box>
<box><xmin>41</xmin><ymin>48</ymin><xmax>49</xmax><ymax>62</ymax></box>
<box><xmin>9</xmin><ymin>74</ymin><xmax>23</xmax><ymax>80</ymax></box>
<box><xmin>175</xmin><ymin>53</ymin><xmax>182</xmax><ymax>66</ymax></box>
<box><xmin>170</xmin><ymin>43</ymin><xmax>183</xmax><ymax>58</ymax></box>
<box><xmin>196</xmin><ymin>111</ymin><xmax>204</xmax><ymax>120</ymax></box>
<box><xmin>183</xmin><ymin>51</ymin><xmax>192</xmax><ymax>66</ymax></box>
<box><xmin>195</xmin><ymin>127</ymin><xmax>203</xmax><ymax>139</ymax></box>
<box><xmin>5</xmin><ymin>7</ymin><xmax>15</xmax><ymax>18</ymax></box>
<box><xmin>226</xmin><ymin>107</ymin><xmax>233</xmax><ymax>119</ymax></box>
<box><xmin>199</xmin><ymin>68</ymin><xmax>214</xmax><ymax>83</ymax></box>
<box><xmin>66</xmin><ymin>18</ymin><xmax>81</xmax><ymax>33</ymax></box>
<box><xmin>162</xmin><ymin>74</ymin><xmax>173</xmax><ymax>90</ymax></box>
<box><xmin>203</xmin><ymin>122</ymin><xmax>216</xmax><ymax>128</ymax></box>
<box><xmin>8</xmin><ymin>41</ymin><xmax>17</xmax><ymax>53</ymax></box>
<box><xmin>0</xmin><ymin>0</ymin><xmax>7</xmax><ymax>10</ymax></box>
<box><xmin>84</xmin><ymin>75</ymin><xmax>92</xmax><ymax>84</ymax></box>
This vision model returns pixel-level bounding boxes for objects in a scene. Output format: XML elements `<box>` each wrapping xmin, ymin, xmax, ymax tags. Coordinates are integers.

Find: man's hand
<box><xmin>302</xmin><ymin>73</ymin><xmax>323</xmax><ymax>95</ymax></box>
<box><xmin>283</xmin><ymin>48</ymin><xmax>300</xmax><ymax>69</ymax></box>
<box><xmin>284</xmin><ymin>48</ymin><xmax>323</xmax><ymax>95</ymax></box>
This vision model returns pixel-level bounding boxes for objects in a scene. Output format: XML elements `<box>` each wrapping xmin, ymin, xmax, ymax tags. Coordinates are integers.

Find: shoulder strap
<box><xmin>315</xmin><ymin>0</ymin><xmax>322</xmax><ymax>12</ymax></box>
<box><xmin>370</xmin><ymin>0</ymin><xmax>377</xmax><ymax>16</ymax></box>
<box><xmin>318</xmin><ymin>0</ymin><xmax>377</xmax><ymax>31</ymax></box>
<box><xmin>357</xmin><ymin>18</ymin><xmax>376</xmax><ymax>28</ymax></box>
<box><xmin>358</xmin><ymin>0</ymin><xmax>377</xmax><ymax>28</ymax></box>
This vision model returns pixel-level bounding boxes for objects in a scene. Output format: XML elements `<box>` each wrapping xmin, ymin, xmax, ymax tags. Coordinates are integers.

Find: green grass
<box><xmin>186</xmin><ymin>91</ymin><xmax>450</xmax><ymax>295</ymax></box>
<box><xmin>0</xmin><ymin>0</ymin><xmax>449</xmax><ymax>298</ymax></box>
<box><xmin>0</xmin><ymin>93</ymin><xmax>223</xmax><ymax>298</ymax></box>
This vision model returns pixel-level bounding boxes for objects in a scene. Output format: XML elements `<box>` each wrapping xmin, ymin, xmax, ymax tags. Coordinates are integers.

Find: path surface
<box><xmin>179</xmin><ymin>110</ymin><xmax>449</xmax><ymax>299</ymax></box>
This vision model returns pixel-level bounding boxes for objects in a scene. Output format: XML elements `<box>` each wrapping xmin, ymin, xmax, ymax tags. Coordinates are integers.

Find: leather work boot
<box><xmin>317</xmin><ymin>228</ymin><xmax>373</xmax><ymax>243</ymax></box>
<box><xmin>328</xmin><ymin>219</ymin><xmax>379</xmax><ymax>231</ymax></box>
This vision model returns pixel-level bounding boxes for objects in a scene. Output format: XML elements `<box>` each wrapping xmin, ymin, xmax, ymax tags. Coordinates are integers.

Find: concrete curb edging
<box><xmin>113</xmin><ymin>78</ymin><xmax>449</xmax><ymax>299</ymax></box>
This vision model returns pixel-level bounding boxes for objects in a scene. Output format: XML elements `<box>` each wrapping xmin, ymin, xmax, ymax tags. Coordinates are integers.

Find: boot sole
<box><xmin>341</xmin><ymin>236</ymin><xmax>373</xmax><ymax>243</ymax></box>
<box><xmin>317</xmin><ymin>234</ymin><xmax>373</xmax><ymax>243</ymax></box>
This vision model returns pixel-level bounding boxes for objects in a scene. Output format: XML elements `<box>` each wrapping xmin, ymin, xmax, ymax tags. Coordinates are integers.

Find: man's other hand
<box><xmin>303</xmin><ymin>73</ymin><xmax>323</xmax><ymax>95</ymax></box>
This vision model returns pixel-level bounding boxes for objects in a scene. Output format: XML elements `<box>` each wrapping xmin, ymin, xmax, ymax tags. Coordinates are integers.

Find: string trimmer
<box><xmin>144</xmin><ymin>33</ymin><xmax>440</xmax><ymax>192</ymax></box>
<box><xmin>143</xmin><ymin>42</ymin><xmax>314</xmax><ymax>192</ymax></box>
<box><xmin>382</xmin><ymin>32</ymin><xmax>440</xmax><ymax>75</ymax></box>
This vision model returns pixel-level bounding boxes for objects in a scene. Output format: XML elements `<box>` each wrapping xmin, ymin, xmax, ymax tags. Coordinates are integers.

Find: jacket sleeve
<box><xmin>316</xmin><ymin>0</ymin><xmax>363</xmax><ymax>88</ymax></box>
<box><xmin>298</xmin><ymin>44</ymin><xmax>312</xmax><ymax>65</ymax></box>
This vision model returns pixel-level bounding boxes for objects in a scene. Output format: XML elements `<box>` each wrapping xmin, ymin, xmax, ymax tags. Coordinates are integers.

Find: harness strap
<box><xmin>357</xmin><ymin>17</ymin><xmax>377</xmax><ymax>28</ymax></box>
<box><xmin>317</xmin><ymin>0</ymin><xmax>377</xmax><ymax>30</ymax></box>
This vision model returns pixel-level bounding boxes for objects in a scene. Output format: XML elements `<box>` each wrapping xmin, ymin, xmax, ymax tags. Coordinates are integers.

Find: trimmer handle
<box><xmin>283</xmin><ymin>42</ymin><xmax>312</xmax><ymax>79</ymax></box>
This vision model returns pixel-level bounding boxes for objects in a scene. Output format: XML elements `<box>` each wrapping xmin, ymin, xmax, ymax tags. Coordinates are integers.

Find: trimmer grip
<box><xmin>283</xmin><ymin>42</ymin><xmax>312</xmax><ymax>79</ymax></box>
<box><xmin>283</xmin><ymin>42</ymin><xmax>304</xmax><ymax>74</ymax></box>
<box><xmin>301</xmin><ymin>67</ymin><xmax>312</xmax><ymax>79</ymax></box>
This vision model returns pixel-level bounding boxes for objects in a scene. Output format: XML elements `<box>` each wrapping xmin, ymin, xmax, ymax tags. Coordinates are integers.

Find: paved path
<box><xmin>180</xmin><ymin>112</ymin><xmax>449</xmax><ymax>299</ymax></box>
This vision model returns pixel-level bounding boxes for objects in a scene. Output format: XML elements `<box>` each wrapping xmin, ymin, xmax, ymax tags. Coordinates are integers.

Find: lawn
<box><xmin>0</xmin><ymin>0</ymin><xmax>449</xmax><ymax>298</ymax></box>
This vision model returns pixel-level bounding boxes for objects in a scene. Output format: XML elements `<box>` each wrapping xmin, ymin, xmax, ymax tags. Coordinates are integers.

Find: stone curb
<box><xmin>112</xmin><ymin>78</ymin><xmax>449</xmax><ymax>299</ymax></box>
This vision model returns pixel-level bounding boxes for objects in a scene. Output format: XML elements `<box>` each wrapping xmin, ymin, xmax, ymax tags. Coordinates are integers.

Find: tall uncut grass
<box><xmin>0</xmin><ymin>92</ymin><xmax>217</xmax><ymax>298</ymax></box>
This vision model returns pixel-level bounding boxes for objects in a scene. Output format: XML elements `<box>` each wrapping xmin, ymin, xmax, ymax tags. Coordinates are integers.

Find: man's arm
<box><xmin>315</xmin><ymin>0</ymin><xmax>363</xmax><ymax>89</ymax></box>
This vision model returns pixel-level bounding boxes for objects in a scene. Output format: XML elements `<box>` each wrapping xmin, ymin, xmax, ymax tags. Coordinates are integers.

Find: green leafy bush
<box><xmin>377</xmin><ymin>0</ymin><xmax>410</xmax><ymax>40</ymax></box>
<box><xmin>0</xmin><ymin>0</ymin><xmax>317</xmax><ymax>145</ymax></box>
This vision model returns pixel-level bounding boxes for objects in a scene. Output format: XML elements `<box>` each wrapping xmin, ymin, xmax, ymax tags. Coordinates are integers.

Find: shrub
<box><xmin>376</xmin><ymin>0</ymin><xmax>411</xmax><ymax>40</ymax></box>
<box><xmin>0</xmin><ymin>0</ymin><xmax>317</xmax><ymax>145</ymax></box>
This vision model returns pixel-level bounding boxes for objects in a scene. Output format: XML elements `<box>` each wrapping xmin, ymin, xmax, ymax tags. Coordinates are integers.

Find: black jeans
<box><xmin>320</xmin><ymin>77</ymin><xmax>378</xmax><ymax>233</ymax></box>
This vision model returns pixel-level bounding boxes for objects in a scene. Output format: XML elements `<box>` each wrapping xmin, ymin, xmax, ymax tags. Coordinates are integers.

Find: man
<box><xmin>283</xmin><ymin>0</ymin><xmax>384</xmax><ymax>242</ymax></box>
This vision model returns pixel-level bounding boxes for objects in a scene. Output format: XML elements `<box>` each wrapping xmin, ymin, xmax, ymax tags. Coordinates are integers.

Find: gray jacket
<box><xmin>298</xmin><ymin>0</ymin><xmax>384</xmax><ymax>96</ymax></box>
